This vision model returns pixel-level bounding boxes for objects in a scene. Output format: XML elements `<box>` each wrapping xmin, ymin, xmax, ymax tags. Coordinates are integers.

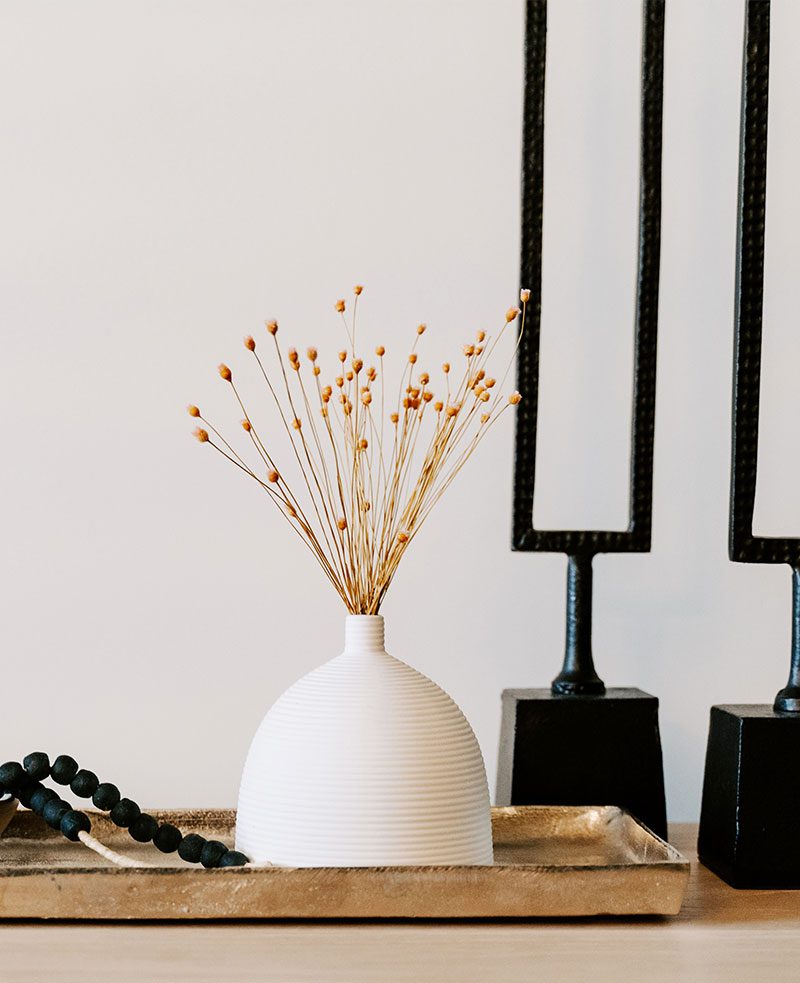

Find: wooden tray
<box><xmin>0</xmin><ymin>802</ymin><xmax>689</xmax><ymax>919</ymax></box>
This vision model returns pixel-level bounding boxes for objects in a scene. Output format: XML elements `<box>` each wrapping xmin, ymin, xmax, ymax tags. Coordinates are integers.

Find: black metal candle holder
<box><xmin>496</xmin><ymin>0</ymin><xmax>668</xmax><ymax>839</ymax></box>
<box><xmin>698</xmin><ymin>0</ymin><xmax>800</xmax><ymax>888</ymax></box>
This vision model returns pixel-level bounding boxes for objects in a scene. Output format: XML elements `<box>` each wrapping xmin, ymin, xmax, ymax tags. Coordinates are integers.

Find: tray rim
<box><xmin>0</xmin><ymin>803</ymin><xmax>689</xmax><ymax>874</ymax></box>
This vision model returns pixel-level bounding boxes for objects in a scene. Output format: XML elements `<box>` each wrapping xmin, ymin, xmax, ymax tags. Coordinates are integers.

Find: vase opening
<box><xmin>344</xmin><ymin>614</ymin><xmax>385</xmax><ymax>653</ymax></box>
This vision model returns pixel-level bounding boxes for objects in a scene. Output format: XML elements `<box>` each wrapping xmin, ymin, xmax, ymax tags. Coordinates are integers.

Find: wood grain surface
<box><xmin>1</xmin><ymin>825</ymin><xmax>799</xmax><ymax>983</ymax></box>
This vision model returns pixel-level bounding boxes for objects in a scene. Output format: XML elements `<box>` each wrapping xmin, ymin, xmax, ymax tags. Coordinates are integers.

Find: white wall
<box><xmin>1</xmin><ymin>0</ymin><xmax>798</xmax><ymax>822</ymax></box>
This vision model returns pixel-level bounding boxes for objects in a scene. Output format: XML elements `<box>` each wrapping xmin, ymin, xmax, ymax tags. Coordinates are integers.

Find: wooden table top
<box><xmin>2</xmin><ymin>824</ymin><xmax>799</xmax><ymax>983</ymax></box>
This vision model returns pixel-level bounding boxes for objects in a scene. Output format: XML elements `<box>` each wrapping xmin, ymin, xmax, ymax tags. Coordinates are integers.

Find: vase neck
<box><xmin>344</xmin><ymin>615</ymin><xmax>386</xmax><ymax>654</ymax></box>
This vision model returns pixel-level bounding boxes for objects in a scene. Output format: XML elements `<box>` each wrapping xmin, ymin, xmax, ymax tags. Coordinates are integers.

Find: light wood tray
<box><xmin>0</xmin><ymin>801</ymin><xmax>689</xmax><ymax>919</ymax></box>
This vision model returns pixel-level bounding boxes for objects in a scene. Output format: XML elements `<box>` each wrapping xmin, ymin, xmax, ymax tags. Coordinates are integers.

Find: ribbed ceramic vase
<box><xmin>235</xmin><ymin>615</ymin><xmax>493</xmax><ymax>867</ymax></box>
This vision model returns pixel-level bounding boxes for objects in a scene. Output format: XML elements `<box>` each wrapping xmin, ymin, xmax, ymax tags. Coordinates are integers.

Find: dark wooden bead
<box><xmin>16</xmin><ymin>778</ymin><xmax>40</xmax><ymax>808</ymax></box>
<box><xmin>60</xmin><ymin>809</ymin><xmax>91</xmax><ymax>842</ymax></box>
<box><xmin>219</xmin><ymin>850</ymin><xmax>248</xmax><ymax>867</ymax></box>
<box><xmin>129</xmin><ymin>813</ymin><xmax>159</xmax><ymax>843</ymax></box>
<box><xmin>29</xmin><ymin>787</ymin><xmax>58</xmax><ymax>815</ymax></box>
<box><xmin>92</xmin><ymin>782</ymin><xmax>121</xmax><ymax>811</ymax></box>
<box><xmin>0</xmin><ymin>761</ymin><xmax>24</xmax><ymax>791</ymax></box>
<box><xmin>42</xmin><ymin>799</ymin><xmax>70</xmax><ymax>830</ymax></box>
<box><xmin>70</xmin><ymin>769</ymin><xmax>99</xmax><ymax>798</ymax></box>
<box><xmin>200</xmin><ymin>840</ymin><xmax>228</xmax><ymax>868</ymax></box>
<box><xmin>177</xmin><ymin>833</ymin><xmax>206</xmax><ymax>864</ymax></box>
<box><xmin>23</xmin><ymin>752</ymin><xmax>50</xmax><ymax>781</ymax></box>
<box><xmin>109</xmin><ymin>798</ymin><xmax>140</xmax><ymax>828</ymax></box>
<box><xmin>153</xmin><ymin>823</ymin><xmax>182</xmax><ymax>854</ymax></box>
<box><xmin>51</xmin><ymin>755</ymin><xmax>79</xmax><ymax>785</ymax></box>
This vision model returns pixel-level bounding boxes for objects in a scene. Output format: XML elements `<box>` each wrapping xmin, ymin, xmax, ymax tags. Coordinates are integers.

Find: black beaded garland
<box><xmin>177</xmin><ymin>833</ymin><xmax>206</xmax><ymax>864</ymax></box>
<box><xmin>70</xmin><ymin>769</ymin><xmax>99</xmax><ymax>798</ymax></box>
<box><xmin>16</xmin><ymin>778</ymin><xmax>41</xmax><ymax>809</ymax></box>
<box><xmin>92</xmin><ymin>782</ymin><xmax>121</xmax><ymax>811</ymax></box>
<box><xmin>42</xmin><ymin>799</ymin><xmax>71</xmax><ymax>830</ymax></box>
<box><xmin>51</xmin><ymin>755</ymin><xmax>79</xmax><ymax>785</ymax></box>
<box><xmin>109</xmin><ymin>798</ymin><xmax>141</xmax><ymax>828</ymax></box>
<box><xmin>0</xmin><ymin>761</ymin><xmax>24</xmax><ymax>790</ymax></box>
<box><xmin>129</xmin><ymin>813</ymin><xmax>159</xmax><ymax>843</ymax></box>
<box><xmin>153</xmin><ymin>823</ymin><xmax>182</xmax><ymax>854</ymax></box>
<box><xmin>200</xmin><ymin>840</ymin><xmax>228</xmax><ymax>869</ymax></box>
<box><xmin>29</xmin><ymin>786</ymin><xmax>58</xmax><ymax>815</ymax></box>
<box><xmin>1</xmin><ymin>750</ymin><xmax>249</xmax><ymax>868</ymax></box>
<box><xmin>23</xmin><ymin>752</ymin><xmax>50</xmax><ymax>781</ymax></box>
<box><xmin>219</xmin><ymin>850</ymin><xmax>248</xmax><ymax>868</ymax></box>
<box><xmin>60</xmin><ymin>809</ymin><xmax>91</xmax><ymax>842</ymax></box>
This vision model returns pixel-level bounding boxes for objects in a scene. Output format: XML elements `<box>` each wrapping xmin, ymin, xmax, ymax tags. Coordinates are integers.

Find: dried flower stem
<box><xmin>191</xmin><ymin>288</ymin><xmax>528</xmax><ymax>613</ymax></box>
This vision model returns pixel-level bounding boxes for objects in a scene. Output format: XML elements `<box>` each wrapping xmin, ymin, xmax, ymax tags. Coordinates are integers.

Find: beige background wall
<box><xmin>1</xmin><ymin>0</ymin><xmax>798</xmax><ymax>820</ymax></box>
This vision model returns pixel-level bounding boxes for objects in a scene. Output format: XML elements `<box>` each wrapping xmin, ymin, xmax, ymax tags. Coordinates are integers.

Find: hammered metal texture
<box><xmin>729</xmin><ymin>1</ymin><xmax>798</xmax><ymax>568</ymax></box>
<box><xmin>728</xmin><ymin>0</ymin><xmax>800</xmax><ymax>711</ymax></box>
<box><xmin>513</xmin><ymin>0</ymin><xmax>665</xmax><ymax>558</ymax></box>
<box><xmin>511</xmin><ymin>1</ymin><xmax>664</xmax><ymax>692</ymax></box>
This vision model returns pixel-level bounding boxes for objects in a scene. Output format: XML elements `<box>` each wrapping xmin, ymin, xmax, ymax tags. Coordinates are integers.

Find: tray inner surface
<box><xmin>0</xmin><ymin>805</ymin><xmax>677</xmax><ymax>870</ymax></box>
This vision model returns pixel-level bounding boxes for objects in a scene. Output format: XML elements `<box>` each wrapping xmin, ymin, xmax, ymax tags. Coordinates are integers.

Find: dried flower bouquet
<box><xmin>190</xmin><ymin>286</ymin><xmax>529</xmax><ymax>615</ymax></box>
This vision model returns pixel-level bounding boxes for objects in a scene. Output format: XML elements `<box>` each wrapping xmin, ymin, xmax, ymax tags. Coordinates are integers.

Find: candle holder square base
<box><xmin>496</xmin><ymin>688</ymin><xmax>668</xmax><ymax>840</ymax></box>
<box><xmin>699</xmin><ymin>704</ymin><xmax>800</xmax><ymax>888</ymax></box>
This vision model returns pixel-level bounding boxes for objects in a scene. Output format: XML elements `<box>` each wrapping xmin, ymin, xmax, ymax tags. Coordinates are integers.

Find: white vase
<box><xmin>235</xmin><ymin>614</ymin><xmax>493</xmax><ymax>867</ymax></box>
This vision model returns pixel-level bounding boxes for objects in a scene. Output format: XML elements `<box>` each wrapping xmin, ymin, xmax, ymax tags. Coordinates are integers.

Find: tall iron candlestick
<box><xmin>497</xmin><ymin>0</ymin><xmax>668</xmax><ymax>838</ymax></box>
<box><xmin>726</xmin><ymin>0</ymin><xmax>800</xmax><ymax>708</ymax></box>
<box><xmin>513</xmin><ymin>0</ymin><xmax>662</xmax><ymax>692</ymax></box>
<box><xmin>699</xmin><ymin>0</ymin><xmax>800</xmax><ymax>888</ymax></box>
